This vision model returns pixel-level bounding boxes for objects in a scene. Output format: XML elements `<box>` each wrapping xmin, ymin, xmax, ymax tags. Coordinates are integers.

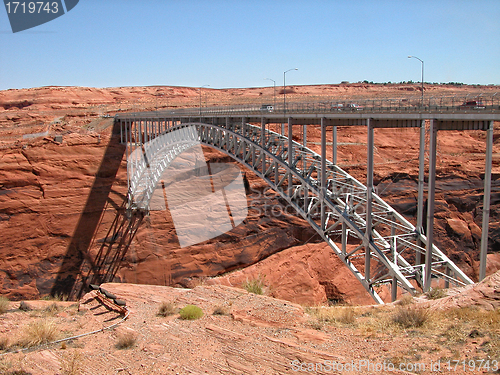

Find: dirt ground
<box><xmin>0</xmin><ymin>271</ymin><xmax>500</xmax><ymax>375</ymax></box>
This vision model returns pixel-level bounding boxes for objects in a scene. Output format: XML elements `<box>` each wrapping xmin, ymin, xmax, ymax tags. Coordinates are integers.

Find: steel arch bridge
<box><xmin>118</xmin><ymin>116</ymin><xmax>480</xmax><ymax>303</ymax></box>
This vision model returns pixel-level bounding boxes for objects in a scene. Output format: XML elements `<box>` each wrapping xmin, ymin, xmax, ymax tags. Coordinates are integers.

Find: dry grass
<box><xmin>60</xmin><ymin>349</ymin><xmax>83</xmax><ymax>375</ymax></box>
<box><xmin>5</xmin><ymin>370</ymin><xmax>31</xmax><ymax>375</ymax></box>
<box><xmin>212</xmin><ymin>305</ymin><xmax>230</xmax><ymax>316</ymax></box>
<box><xmin>0</xmin><ymin>355</ymin><xmax>31</xmax><ymax>375</ymax></box>
<box><xmin>18</xmin><ymin>319</ymin><xmax>59</xmax><ymax>348</ymax></box>
<box><xmin>425</xmin><ymin>287</ymin><xmax>447</xmax><ymax>300</ymax></box>
<box><xmin>307</xmin><ymin>306</ymin><xmax>358</xmax><ymax>326</ymax></box>
<box><xmin>354</xmin><ymin>303</ymin><xmax>500</xmax><ymax>356</ymax></box>
<box><xmin>43</xmin><ymin>302</ymin><xmax>60</xmax><ymax>316</ymax></box>
<box><xmin>396</xmin><ymin>294</ymin><xmax>414</xmax><ymax>306</ymax></box>
<box><xmin>242</xmin><ymin>275</ymin><xmax>266</xmax><ymax>295</ymax></box>
<box><xmin>391</xmin><ymin>306</ymin><xmax>429</xmax><ymax>328</ymax></box>
<box><xmin>18</xmin><ymin>301</ymin><xmax>31</xmax><ymax>312</ymax></box>
<box><xmin>115</xmin><ymin>331</ymin><xmax>137</xmax><ymax>349</ymax></box>
<box><xmin>0</xmin><ymin>335</ymin><xmax>9</xmax><ymax>350</ymax></box>
<box><xmin>0</xmin><ymin>296</ymin><xmax>9</xmax><ymax>315</ymax></box>
<box><xmin>42</xmin><ymin>293</ymin><xmax>69</xmax><ymax>302</ymax></box>
<box><xmin>157</xmin><ymin>301</ymin><xmax>176</xmax><ymax>317</ymax></box>
<box><xmin>0</xmin><ymin>357</ymin><xmax>10</xmax><ymax>374</ymax></box>
<box><xmin>429</xmin><ymin>307</ymin><xmax>500</xmax><ymax>357</ymax></box>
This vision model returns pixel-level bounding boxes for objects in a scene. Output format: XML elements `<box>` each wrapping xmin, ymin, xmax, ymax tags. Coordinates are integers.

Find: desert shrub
<box><xmin>115</xmin><ymin>331</ymin><xmax>137</xmax><ymax>349</ymax></box>
<box><xmin>392</xmin><ymin>307</ymin><xmax>429</xmax><ymax>328</ymax></box>
<box><xmin>157</xmin><ymin>301</ymin><xmax>176</xmax><ymax>317</ymax></box>
<box><xmin>0</xmin><ymin>356</ymin><xmax>31</xmax><ymax>375</ymax></box>
<box><xmin>425</xmin><ymin>287</ymin><xmax>447</xmax><ymax>300</ymax></box>
<box><xmin>0</xmin><ymin>358</ymin><xmax>10</xmax><ymax>373</ymax></box>
<box><xmin>441</xmin><ymin>323</ymin><xmax>468</xmax><ymax>343</ymax></box>
<box><xmin>42</xmin><ymin>293</ymin><xmax>68</xmax><ymax>302</ymax></box>
<box><xmin>212</xmin><ymin>305</ymin><xmax>229</xmax><ymax>316</ymax></box>
<box><xmin>0</xmin><ymin>296</ymin><xmax>9</xmax><ymax>314</ymax></box>
<box><xmin>179</xmin><ymin>305</ymin><xmax>203</xmax><ymax>320</ymax></box>
<box><xmin>309</xmin><ymin>319</ymin><xmax>324</xmax><ymax>330</ymax></box>
<box><xmin>43</xmin><ymin>302</ymin><xmax>60</xmax><ymax>315</ymax></box>
<box><xmin>307</xmin><ymin>306</ymin><xmax>357</xmax><ymax>325</ymax></box>
<box><xmin>337</xmin><ymin>307</ymin><xmax>356</xmax><ymax>324</ymax></box>
<box><xmin>18</xmin><ymin>301</ymin><xmax>31</xmax><ymax>312</ymax></box>
<box><xmin>60</xmin><ymin>349</ymin><xmax>83</xmax><ymax>375</ymax></box>
<box><xmin>19</xmin><ymin>319</ymin><xmax>59</xmax><ymax>347</ymax></box>
<box><xmin>396</xmin><ymin>294</ymin><xmax>414</xmax><ymax>306</ymax></box>
<box><xmin>242</xmin><ymin>275</ymin><xmax>266</xmax><ymax>295</ymax></box>
<box><xmin>0</xmin><ymin>335</ymin><xmax>9</xmax><ymax>350</ymax></box>
<box><xmin>482</xmin><ymin>332</ymin><xmax>500</xmax><ymax>358</ymax></box>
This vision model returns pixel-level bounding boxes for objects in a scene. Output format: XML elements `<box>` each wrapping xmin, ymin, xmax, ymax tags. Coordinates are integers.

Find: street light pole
<box><xmin>199</xmin><ymin>85</ymin><xmax>210</xmax><ymax>116</ymax></box>
<box><xmin>264</xmin><ymin>78</ymin><xmax>276</xmax><ymax>109</ymax></box>
<box><xmin>283</xmin><ymin>68</ymin><xmax>298</xmax><ymax>117</ymax></box>
<box><xmin>408</xmin><ymin>56</ymin><xmax>424</xmax><ymax>106</ymax></box>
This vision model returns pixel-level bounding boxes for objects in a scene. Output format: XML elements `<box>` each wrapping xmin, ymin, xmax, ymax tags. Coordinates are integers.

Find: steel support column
<box><xmin>125</xmin><ymin>121</ymin><xmax>129</xmax><ymax>193</ymax></box>
<box><xmin>303</xmin><ymin>124</ymin><xmax>307</xmax><ymax>172</ymax></box>
<box><xmin>261</xmin><ymin>118</ymin><xmax>266</xmax><ymax>174</ymax></box>
<box><xmin>288</xmin><ymin>118</ymin><xmax>293</xmax><ymax>196</ymax></box>
<box><xmin>416</xmin><ymin>120</ymin><xmax>426</xmax><ymax>268</ymax></box>
<box><xmin>321</xmin><ymin>117</ymin><xmax>326</xmax><ymax>230</ymax></box>
<box><xmin>424</xmin><ymin>119</ymin><xmax>438</xmax><ymax>292</ymax></box>
<box><xmin>391</xmin><ymin>222</ymin><xmax>397</xmax><ymax>302</ymax></box>
<box><xmin>479</xmin><ymin>120</ymin><xmax>494</xmax><ymax>280</ymax></box>
<box><xmin>138</xmin><ymin>120</ymin><xmax>142</xmax><ymax>147</ymax></box>
<box><xmin>365</xmin><ymin>118</ymin><xmax>374</xmax><ymax>282</ymax></box>
<box><xmin>303</xmin><ymin>124</ymin><xmax>307</xmax><ymax>147</ymax></box>
<box><xmin>242</xmin><ymin>117</ymin><xmax>246</xmax><ymax>161</ymax></box>
<box><xmin>332</xmin><ymin>126</ymin><xmax>337</xmax><ymax>165</ymax></box>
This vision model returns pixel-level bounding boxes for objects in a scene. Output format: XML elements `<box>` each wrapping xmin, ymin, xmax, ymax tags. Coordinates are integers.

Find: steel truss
<box><xmin>122</xmin><ymin>118</ymin><xmax>473</xmax><ymax>303</ymax></box>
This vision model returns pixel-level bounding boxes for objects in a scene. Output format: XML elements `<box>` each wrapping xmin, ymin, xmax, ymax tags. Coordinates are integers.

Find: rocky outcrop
<box><xmin>427</xmin><ymin>270</ymin><xmax>500</xmax><ymax>310</ymax></box>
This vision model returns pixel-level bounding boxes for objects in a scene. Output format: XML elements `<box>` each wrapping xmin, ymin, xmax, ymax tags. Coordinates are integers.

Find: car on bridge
<box><xmin>459</xmin><ymin>100</ymin><xmax>485</xmax><ymax>110</ymax></box>
<box><xmin>344</xmin><ymin>103</ymin><xmax>363</xmax><ymax>111</ymax></box>
<box><xmin>260</xmin><ymin>104</ymin><xmax>274</xmax><ymax>112</ymax></box>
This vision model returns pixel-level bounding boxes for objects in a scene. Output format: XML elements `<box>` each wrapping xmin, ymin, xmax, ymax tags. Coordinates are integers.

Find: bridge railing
<box><xmin>117</xmin><ymin>92</ymin><xmax>500</xmax><ymax>118</ymax></box>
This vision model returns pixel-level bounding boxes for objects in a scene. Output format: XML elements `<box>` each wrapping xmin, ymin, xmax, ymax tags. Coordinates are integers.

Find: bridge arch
<box><xmin>122</xmin><ymin>118</ymin><xmax>473</xmax><ymax>303</ymax></box>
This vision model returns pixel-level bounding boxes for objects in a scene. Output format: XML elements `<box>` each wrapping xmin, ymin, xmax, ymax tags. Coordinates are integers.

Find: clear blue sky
<box><xmin>1</xmin><ymin>0</ymin><xmax>499</xmax><ymax>90</ymax></box>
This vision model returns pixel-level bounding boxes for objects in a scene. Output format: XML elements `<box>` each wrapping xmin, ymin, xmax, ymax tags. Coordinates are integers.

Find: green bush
<box><xmin>179</xmin><ymin>305</ymin><xmax>204</xmax><ymax>320</ymax></box>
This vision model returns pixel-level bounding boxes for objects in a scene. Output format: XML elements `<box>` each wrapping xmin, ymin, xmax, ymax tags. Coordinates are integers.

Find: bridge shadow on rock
<box><xmin>79</xmin><ymin>202</ymin><xmax>143</xmax><ymax>297</ymax></box>
<box><xmin>50</xmin><ymin>120</ymin><xmax>127</xmax><ymax>299</ymax></box>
